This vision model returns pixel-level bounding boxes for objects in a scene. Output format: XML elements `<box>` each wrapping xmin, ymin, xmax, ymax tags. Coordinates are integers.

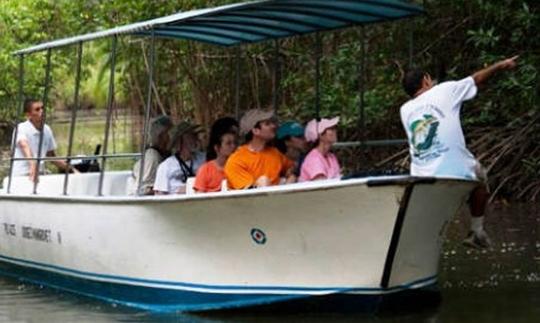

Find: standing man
<box><xmin>225</xmin><ymin>109</ymin><xmax>295</xmax><ymax>189</ymax></box>
<box><xmin>12</xmin><ymin>99</ymin><xmax>73</xmax><ymax>182</ymax></box>
<box><xmin>400</xmin><ymin>56</ymin><xmax>518</xmax><ymax>248</ymax></box>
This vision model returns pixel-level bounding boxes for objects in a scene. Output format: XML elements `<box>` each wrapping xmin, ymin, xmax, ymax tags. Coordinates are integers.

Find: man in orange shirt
<box><xmin>225</xmin><ymin>109</ymin><xmax>296</xmax><ymax>189</ymax></box>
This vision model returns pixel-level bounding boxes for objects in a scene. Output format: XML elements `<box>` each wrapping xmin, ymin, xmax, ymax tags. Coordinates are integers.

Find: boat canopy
<box><xmin>14</xmin><ymin>0</ymin><xmax>423</xmax><ymax>55</ymax></box>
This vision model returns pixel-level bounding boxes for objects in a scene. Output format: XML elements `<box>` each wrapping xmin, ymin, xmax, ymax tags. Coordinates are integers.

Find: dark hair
<box><xmin>402</xmin><ymin>69</ymin><xmax>426</xmax><ymax>97</ymax></box>
<box><xmin>206</xmin><ymin>117</ymin><xmax>239</xmax><ymax>160</ymax></box>
<box><xmin>210</xmin><ymin>117</ymin><xmax>238</xmax><ymax>137</ymax></box>
<box><xmin>243</xmin><ymin>120</ymin><xmax>263</xmax><ymax>144</ymax></box>
<box><xmin>23</xmin><ymin>98</ymin><xmax>41</xmax><ymax>113</ymax></box>
<box><xmin>207</xmin><ymin>131</ymin><xmax>236</xmax><ymax>161</ymax></box>
<box><xmin>274</xmin><ymin>136</ymin><xmax>289</xmax><ymax>154</ymax></box>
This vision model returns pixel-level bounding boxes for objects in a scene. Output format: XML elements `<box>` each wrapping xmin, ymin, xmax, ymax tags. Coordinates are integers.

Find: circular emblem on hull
<box><xmin>250</xmin><ymin>228</ymin><xmax>267</xmax><ymax>245</ymax></box>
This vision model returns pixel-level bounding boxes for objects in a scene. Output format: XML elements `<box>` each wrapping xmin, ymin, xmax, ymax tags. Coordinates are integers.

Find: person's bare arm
<box><xmin>18</xmin><ymin>139</ymin><xmax>37</xmax><ymax>182</ymax></box>
<box><xmin>472</xmin><ymin>56</ymin><xmax>518</xmax><ymax>86</ymax></box>
<box><xmin>46</xmin><ymin>150</ymin><xmax>78</xmax><ymax>174</ymax></box>
<box><xmin>284</xmin><ymin>166</ymin><xmax>297</xmax><ymax>184</ymax></box>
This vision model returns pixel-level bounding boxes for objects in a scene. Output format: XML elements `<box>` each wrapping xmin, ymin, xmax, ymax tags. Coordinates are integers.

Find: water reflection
<box><xmin>0</xmin><ymin>203</ymin><xmax>538</xmax><ymax>322</ymax></box>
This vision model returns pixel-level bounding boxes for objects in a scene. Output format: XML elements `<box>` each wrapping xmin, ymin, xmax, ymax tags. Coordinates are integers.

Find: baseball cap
<box><xmin>304</xmin><ymin>117</ymin><xmax>339</xmax><ymax>142</ymax></box>
<box><xmin>239</xmin><ymin>109</ymin><xmax>275</xmax><ymax>135</ymax></box>
<box><xmin>277</xmin><ymin>121</ymin><xmax>305</xmax><ymax>140</ymax></box>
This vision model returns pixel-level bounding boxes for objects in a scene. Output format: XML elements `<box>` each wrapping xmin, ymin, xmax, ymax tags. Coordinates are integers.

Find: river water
<box><xmin>0</xmin><ymin>203</ymin><xmax>538</xmax><ymax>322</ymax></box>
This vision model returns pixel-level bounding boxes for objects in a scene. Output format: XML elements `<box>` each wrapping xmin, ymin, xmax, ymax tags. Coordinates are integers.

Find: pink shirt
<box><xmin>299</xmin><ymin>148</ymin><xmax>341</xmax><ymax>182</ymax></box>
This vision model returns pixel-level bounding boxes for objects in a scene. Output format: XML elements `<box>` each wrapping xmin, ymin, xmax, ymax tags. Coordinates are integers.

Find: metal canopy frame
<box><xmin>14</xmin><ymin>0</ymin><xmax>423</xmax><ymax>54</ymax></box>
<box><xmin>8</xmin><ymin>0</ymin><xmax>423</xmax><ymax>196</ymax></box>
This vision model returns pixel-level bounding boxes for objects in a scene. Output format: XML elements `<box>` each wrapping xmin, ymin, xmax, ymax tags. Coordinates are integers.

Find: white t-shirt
<box><xmin>400</xmin><ymin>77</ymin><xmax>478</xmax><ymax>179</ymax></box>
<box><xmin>12</xmin><ymin>120</ymin><xmax>57</xmax><ymax>176</ymax></box>
<box><xmin>153</xmin><ymin>151</ymin><xmax>205</xmax><ymax>194</ymax></box>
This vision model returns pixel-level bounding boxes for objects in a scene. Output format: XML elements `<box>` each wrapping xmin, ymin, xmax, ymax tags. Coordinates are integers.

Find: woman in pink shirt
<box><xmin>299</xmin><ymin>117</ymin><xmax>341</xmax><ymax>181</ymax></box>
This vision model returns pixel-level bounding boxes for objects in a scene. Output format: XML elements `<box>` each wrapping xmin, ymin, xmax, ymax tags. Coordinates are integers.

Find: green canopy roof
<box><xmin>15</xmin><ymin>0</ymin><xmax>423</xmax><ymax>55</ymax></box>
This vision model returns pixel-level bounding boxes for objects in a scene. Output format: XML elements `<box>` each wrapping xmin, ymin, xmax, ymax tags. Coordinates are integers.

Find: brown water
<box><xmin>0</xmin><ymin>203</ymin><xmax>538</xmax><ymax>322</ymax></box>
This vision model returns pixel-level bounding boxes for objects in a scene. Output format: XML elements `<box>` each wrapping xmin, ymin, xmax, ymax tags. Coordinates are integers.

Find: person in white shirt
<box><xmin>12</xmin><ymin>99</ymin><xmax>74</xmax><ymax>182</ymax></box>
<box><xmin>129</xmin><ymin>115</ymin><xmax>173</xmax><ymax>195</ymax></box>
<box><xmin>400</xmin><ymin>55</ymin><xmax>518</xmax><ymax>248</ymax></box>
<box><xmin>153</xmin><ymin>122</ymin><xmax>205</xmax><ymax>195</ymax></box>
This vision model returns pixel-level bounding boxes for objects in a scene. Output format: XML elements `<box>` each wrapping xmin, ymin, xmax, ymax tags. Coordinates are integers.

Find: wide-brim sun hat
<box><xmin>168</xmin><ymin>121</ymin><xmax>203</xmax><ymax>149</ymax></box>
<box><xmin>239</xmin><ymin>109</ymin><xmax>275</xmax><ymax>135</ymax></box>
<box><xmin>304</xmin><ymin>117</ymin><xmax>339</xmax><ymax>142</ymax></box>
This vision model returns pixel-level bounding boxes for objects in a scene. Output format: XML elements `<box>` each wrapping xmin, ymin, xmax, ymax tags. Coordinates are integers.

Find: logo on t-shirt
<box><xmin>410</xmin><ymin>113</ymin><xmax>448</xmax><ymax>162</ymax></box>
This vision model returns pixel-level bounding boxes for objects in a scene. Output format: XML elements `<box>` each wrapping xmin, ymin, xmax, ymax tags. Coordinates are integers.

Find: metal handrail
<box><xmin>334</xmin><ymin>139</ymin><xmax>407</xmax><ymax>148</ymax></box>
<box><xmin>10</xmin><ymin>153</ymin><xmax>141</xmax><ymax>162</ymax></box>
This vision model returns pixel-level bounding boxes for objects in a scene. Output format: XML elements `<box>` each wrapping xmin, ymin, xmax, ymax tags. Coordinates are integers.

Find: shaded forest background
<box><xmin>0</xmin><ymin>0</ymin><xmax>538</xmax><ymax>200</ymax></box>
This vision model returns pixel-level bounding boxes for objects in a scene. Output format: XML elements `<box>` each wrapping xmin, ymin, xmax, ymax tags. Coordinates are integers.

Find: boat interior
<box><xmin>1</xmin><ymin>171</ymin><xmax>134</xmax><ymax>196</ymax></box>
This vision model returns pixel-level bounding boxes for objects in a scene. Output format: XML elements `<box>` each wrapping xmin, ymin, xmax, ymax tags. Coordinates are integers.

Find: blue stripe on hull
<box><xmin>0</xmin><ymin>257</ymin><xmax>438</xmax><ymax>313</ymax></box>
<box><xmin>0</xmin><ymin>259</ymin><xmax>310</xmax><ymax>312</ymax></box>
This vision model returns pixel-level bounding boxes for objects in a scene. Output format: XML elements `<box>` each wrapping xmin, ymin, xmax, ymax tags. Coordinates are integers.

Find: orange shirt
<box><xmin>194</xmin><ymin>161</ymin><xmax>225</xmax><ymax>193</ymax></box>
<box><xmin>224</xmin><ymin>145</ymin><xmax>294</xmax><ymax>189</ymax></box>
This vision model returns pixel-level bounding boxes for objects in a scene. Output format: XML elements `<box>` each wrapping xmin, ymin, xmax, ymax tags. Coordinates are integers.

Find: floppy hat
<box><xmin>277</xmin><ymin>121</ymin><xmax>305</xmax><ymax>140</ymax></box>
<box><xmin>304</xmin><ymin>117</ymin><xmax>339</xmax><ymax>142</ymax></box>
<box><xmin>169</xmin><ymin>121</ymin><xmax>202</xmax><ymax>149</ymax></box>
<box><xmin>239</xmin><ymin>109</ymin><xmax>275</xmax><ymax>135</ymax></box>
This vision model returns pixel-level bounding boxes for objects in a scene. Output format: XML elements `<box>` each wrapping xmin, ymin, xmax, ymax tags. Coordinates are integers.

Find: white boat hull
<box><xmin>0</xmin><ymin>175</ymin><xmax>475</xmax><ymax>312</ymax></box>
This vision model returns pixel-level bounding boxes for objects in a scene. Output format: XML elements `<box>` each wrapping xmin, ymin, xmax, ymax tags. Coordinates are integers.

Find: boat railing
<box><xmin>9</xmin><ymin>153</ymin><xmax>141</xmax><ymax>163</ymax></box>
<box><xmin>6</xmin><ymin>0</ymin><xmax>424</xmax><ymax>198</ymax></box>
<box><xmin>334</xmin><ymin>139</ymin><xmax>407</xmax><ymax>149</ymax></box>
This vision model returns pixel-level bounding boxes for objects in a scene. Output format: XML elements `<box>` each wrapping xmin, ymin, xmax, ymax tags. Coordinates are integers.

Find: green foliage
<box><xmin>0</xmin><ymin>0</ymin><xmax>538</xmax><ymax>133</ymax></box>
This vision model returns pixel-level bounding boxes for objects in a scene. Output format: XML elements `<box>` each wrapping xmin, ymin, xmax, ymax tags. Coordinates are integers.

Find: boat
<box><xmin>0</xmin><ymin>0</ymin><xmax>476</xmax><ymax>313</ymax></box>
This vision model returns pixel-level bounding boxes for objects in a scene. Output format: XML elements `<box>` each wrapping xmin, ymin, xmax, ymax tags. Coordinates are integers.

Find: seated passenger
<box><xmin>299</xmin><ymin>117</ymin><xmax>341</xmax><ymax>181</ymax></box>
<box><xmin>194</xmin><ymin>131</ymin><xmax>237</xmax><ymax>193</ymax></box>
<box><xmin>224</xmin><ymin>109</ymin><xmax>295</xmax><ymax>189</ymax></box>
<box><xmin>154</xmin><ymin>122</ymin><xmax>205</xmax><ymax>194</ymax></box>
<box><xmin>206</xmin><ymin>116</ymin><xmax>239</xmax><ymax>161</ymax></box>
<box><xmin>130</xmin><ymin>115</ymin><xmax>173</xmax><ymax>195</ymax></box>
<box><xmin>275</xmin><ymin>121</ymin><xmax>307</xmax><ymax>177</ymax></box>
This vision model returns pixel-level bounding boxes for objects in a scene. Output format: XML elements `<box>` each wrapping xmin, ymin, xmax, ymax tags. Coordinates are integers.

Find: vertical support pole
<box><xmin>358</xmin><ymin>27</ymin><xmax>366</xmax><ymax>140</ymax></box>
<box><xmin>137</xmin><ymin>29</ymin><xmax>156</xmax><ymax>196</ymax></box>
<box><xmin>408</xmin><ymin>21</ymin><xmax>414</xmax><ymax>68</ymax></box>
<box><xmin>314</xmin><ymin>33</ymin><xmax>322</xmax><ymax>120</ymax></box>
<box><xmin>33</xmin><ymin>48</ymin><xmax>52</xmax><ymax>195</ymax></box>
<box><xmin>234</xmin><ymin>46</ymin><xmax>241</xmax><ymax>119</ymax></box>
<box><xmin>535</xmin><ymin>57</ymin><xmax>539</xmax><ymax>110</ymax></box>
<box><xmin>272</xmin><ymin>40</ymin><xmax>280</xmax><ymax>114</ymax></box>
<box><xmin>98</xmin><ymin>35</ymin><xmax>117</xmax><ymax>196</ymax></box>
<box><xmin>7</xmin><ymin>54</ymin><xmax>25</xmax><ymax>194</ymax></box>
<box><xmin>63</xmin><ymin>42</ymin><xmax>83</xmax><ymax>195</ymax></box>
